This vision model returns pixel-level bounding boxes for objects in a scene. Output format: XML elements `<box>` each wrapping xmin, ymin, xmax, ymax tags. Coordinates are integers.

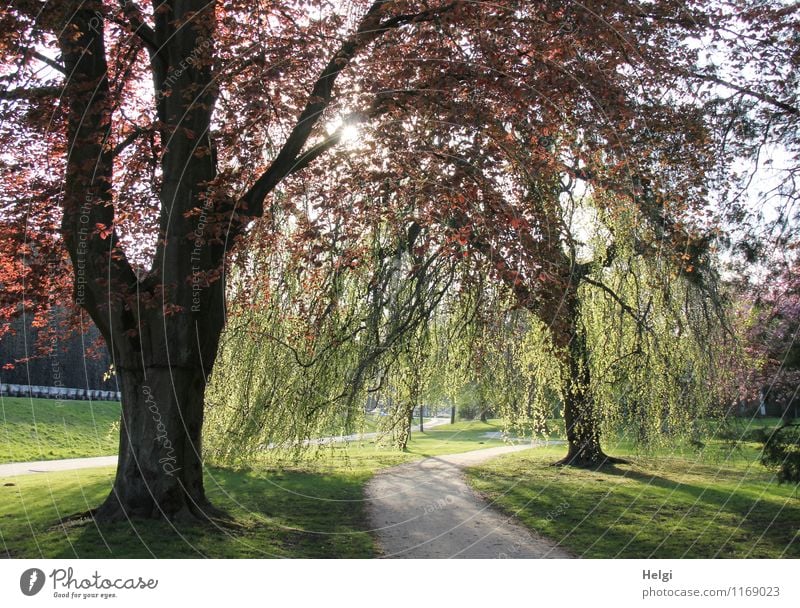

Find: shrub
<box><xmin>755</xmin><ymin>423</ymin><xmax>800</xmax><ymax>483</ymax></box>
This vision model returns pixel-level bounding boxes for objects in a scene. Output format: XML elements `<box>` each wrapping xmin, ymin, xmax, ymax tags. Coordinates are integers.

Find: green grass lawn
<box><xmin>0</xmin><ymin>419</ymin><xmax>506</xmax><ymax>558</ymax></box>
<box><xmin>0</xmin><ymin>395</ymin><xmax>466</xmax><ymax>465</ymax></box>
<box><xmin>3</xmin><ymin>401</ymin><xmax>797</xmax><ymax>559</ymax></box>
<box><xmin>0</xmin><ymin>466</ymin><xmax>377</xmax><ymax>558</ymax></box>
<box><xmin>0</xmin><ymin>397</ymin><xmax>120</xmax><ymax>463</ymax></box>
<box><xmin>467</xmin><ymin>440</ymin><xmax>800</xmax><ymax>559</ymax></box>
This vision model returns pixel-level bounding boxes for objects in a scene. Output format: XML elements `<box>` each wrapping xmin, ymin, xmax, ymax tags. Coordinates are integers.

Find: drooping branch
<box><xmin>582</xmin><ymin>276</ymin><xmax>643</xmax><ymax>325</ymax></box>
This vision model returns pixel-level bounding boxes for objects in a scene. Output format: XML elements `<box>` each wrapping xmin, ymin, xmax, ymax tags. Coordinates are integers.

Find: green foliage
<box><xmin>455</xmin><ymin>383</ymin><xmax>482</xmax><ymax>420</ymax></box>
<box><xmin>495</xmin><ymin>312</ymin><xmax>563</xmax><ymax>435</ymax></box>
<box><xmin>465</xmin><ymin>196</ymin><xmax>739</xmax><ymax>451</ymax></box>
<box><xmin>377</xmin><ymin>323</ymin><xmax>433</xmax><ymax>449</ymax></box>
<box><xmin>582</xmin><ymin>254</ymin><xmax>729</xmax><ymax>447</ymax></box>
<box><xmin>755</xmin><ymin>423</ymin><xmax>800</xmax><ymax>484</ymax></box>
<box><xmin>373</xmin><ymin>294</ymin><xmax>502</xmax><ymax>445</ymax></box>
<box><xmin>206</xmin><ymin>219</ymin><xmax>455</xmax><ymax>462</ymax></box>
<box><xmin>418</xmin><ymin>287</ymin><xmax>562</xmax><ymax>436</ymax></box>
<box><xmin>206</xmin><ymin>185</ymin><xmax>741</xmax><ymax>463</ymax></box>
<box><xmin>205</xmin><ymin>255</ymin><xmax>376</xmax><ymax>463</ymax></box>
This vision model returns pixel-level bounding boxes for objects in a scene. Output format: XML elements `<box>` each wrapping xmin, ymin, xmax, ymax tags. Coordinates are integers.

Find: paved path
<box><xmin>0</xmin><ymin>418</ymin><xmax>453</xmax><ymax>477</ymax></box>
<box><xmin>366</xmin><ymin>443</ymin><xmax>573</xmax><ymax>559</ymax></box>
<box><xmin>0</xmin><ymin>455</ymin><xmax>117</xmax><ymax>477</ymax></box>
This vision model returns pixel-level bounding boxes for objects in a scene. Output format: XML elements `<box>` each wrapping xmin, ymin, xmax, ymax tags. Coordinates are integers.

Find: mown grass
<box><xmin>0</xmin><ymin>466</ymin><xmax>377</xmax><ymax>558</ymax></box>
<box><xmin>4</xmin><ymin>401</ymin><xmax>796</xmax><ymax>559</ymax></box>
<box><xmin>0</xmin><ymin>419</ymin><xmax>506</xmax><ymax>558</ymax></box>
<box><xmin>467</xmin><ymin>439</ymin><xmax>800</xmax><ymax>559</ymax></box>
<box><xmin>0</xmin><ymin>397</ymin><xmax>120</xmax><ymax>463</ymax></box>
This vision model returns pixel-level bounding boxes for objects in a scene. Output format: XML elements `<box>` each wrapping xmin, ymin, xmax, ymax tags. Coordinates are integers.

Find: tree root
<box><xmin>68</xmin><ymin>494</ymin><xmax>241</xmax><ymax>528</ymax></box>
<box><xmin>551</xmin><ymin>451</ymin><xmax>628</xmax><ymax>468</ymax></box>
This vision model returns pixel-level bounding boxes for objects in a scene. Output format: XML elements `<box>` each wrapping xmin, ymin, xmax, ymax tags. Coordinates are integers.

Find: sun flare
<box><xmin>340</xmin><ymin>123</ymin><xmax>359</xmax><ymax>144</ymax></box>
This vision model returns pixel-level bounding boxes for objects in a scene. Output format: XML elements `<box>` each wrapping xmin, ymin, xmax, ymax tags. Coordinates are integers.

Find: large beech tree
<box><xmin>2</xmin><ymin>0</ymin><xmax>471</xmax><ymax>522</ymax></box>
<box><xmin>0</xmin><ymin>0</ymin><xmax>772</xmax><ymax>519</ymax></box>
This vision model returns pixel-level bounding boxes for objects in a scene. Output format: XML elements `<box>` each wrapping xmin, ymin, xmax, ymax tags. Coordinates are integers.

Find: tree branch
<box><xmin>111</xmin><ymin>125</ymin><xmax>149</xmax><ymax>157</ymax></box>
<box><xmin>27</xmin><ymin>50</ymin><xmax>67</xmax><ymax>75</ymax></box>
<box><xmin>111</xmin><ymin>0</ymin><xmax>159</xmax><ymax>56</ymax></box>
<box><xmin>58</xmin><ymin>7</ymin><xmax>138</xmax><ymax>339</ymax></box>
<box><xmin>690</xmin><ymin>70</ymin><xmax>799</xmax><ymax>116</ymax></box>
<box><xmin>288</xmin><ymin>131</ymin><xmax>343</xmax><ymax>176</ymax></box>
<box><xmin>240</xmin><ymin>1</ymin><xmax>456</xmax><ymax>218</ymax></box>
<box><xmin>0</xmin><ymin>85</ymin><xmax>61</xmax><ymax>100</ymax></box>
<box><xmin>582</xmin><ymin>276</ymin><xmax>643</xmax><ymax>324</ymax></box>
<box><xmin>289</xmin><ymin>107</ymin><xmax>381</xmax><ymax>175</ymax></box>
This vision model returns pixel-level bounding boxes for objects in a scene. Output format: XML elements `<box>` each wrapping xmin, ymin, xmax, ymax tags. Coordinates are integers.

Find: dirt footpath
<box><xmin>365</xmin><ymin>444</ymin><xmax>573</xmax><ymax>558</ymax></box>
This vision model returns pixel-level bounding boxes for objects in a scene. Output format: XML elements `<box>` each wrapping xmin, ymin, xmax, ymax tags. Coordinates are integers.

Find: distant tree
<box><xmin>749</xmin><ymin>260</ymin><xmax>800</xmax><ymax>418</ymax></box>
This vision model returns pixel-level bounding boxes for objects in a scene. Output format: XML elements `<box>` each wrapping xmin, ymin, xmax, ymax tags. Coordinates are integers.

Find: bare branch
<box><xmin>0</xmin><ymin>85</ymin><xmax>61</xmax><ymax>100</ymax></box>
<box><xmin>27</xmin><ymin>50</ymin><xmax>67</xmax><ymax>75</ymax></box>
<box><xmin>690</xmin><ymin>70</ymin><xmax>799</xmax><ymax>116</ymax></box>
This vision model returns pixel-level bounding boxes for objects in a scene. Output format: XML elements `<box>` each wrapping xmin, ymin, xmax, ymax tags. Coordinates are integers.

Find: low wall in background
<box><xmin>0</xmin><ymin>383</ymin><xmax>121</xmax><ymax>402</ymax></box>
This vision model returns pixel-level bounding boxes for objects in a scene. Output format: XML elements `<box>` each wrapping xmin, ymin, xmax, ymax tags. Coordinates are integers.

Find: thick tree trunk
<box><xmin>92</xmin><ymin>281</ymin><xmax>226</xmax><ymax>523</ymax></box>
<box><xmin>557</xmin><ymin>331</ymin><xmax>604</xmax><ymax>466</ymax></box>
<box><xmin>55</xmin><ymin>1</ymin><xmax>225</xmax><ymax>523</ymax></box>
<box><xmin>94</xmin><ymin>363</ymin><xmax>216</xmax><ymax>522</ymax></box>
<box><xmin>555</xmin><ymin>295</ymin><xmax>623</xmax><ymax>467</ymax></box>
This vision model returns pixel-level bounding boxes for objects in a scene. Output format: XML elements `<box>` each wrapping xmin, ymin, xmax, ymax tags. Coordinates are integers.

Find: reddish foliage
<box><xmin>0</xmin><ymin>0</ymin><xmax>792</xmax><ymax>361</ymax></box>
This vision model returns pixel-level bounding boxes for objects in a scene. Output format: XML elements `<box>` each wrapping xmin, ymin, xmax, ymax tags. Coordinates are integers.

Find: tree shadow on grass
<box><xmin>594</xmin><ymin>463</ymin><xmax>800</xmax><ymax>557</ymax></box>
<box><xmin>472</xmin><ymin>458</ymin><xmax>799</xmax><ymax>558</ymax></box>
<box><xmin>25</xmin><ymin>466</ymin><xmax>376</xmax><ymax>559</ymax></box>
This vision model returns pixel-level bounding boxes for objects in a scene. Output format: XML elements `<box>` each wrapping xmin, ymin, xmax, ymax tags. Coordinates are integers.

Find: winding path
<box><xmin>366</xmin><ymin>444</ymin><xmax>573</xmax><ymax>558</ymax></box>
